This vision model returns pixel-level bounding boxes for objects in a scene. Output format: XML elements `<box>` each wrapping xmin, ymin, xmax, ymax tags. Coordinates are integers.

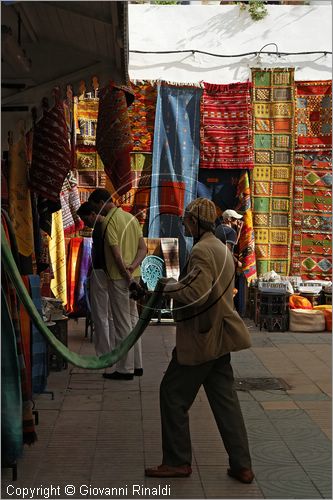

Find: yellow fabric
<box><xmin>313</xmin><ymin>305</ymin><xmax>332</xmax><ymax>311</ymax></box>
<box><xmin>8</xmin><ymin>133</ymin><xmax>34</xmax><ymax>256</ymax></box>
<box><xmin>49</xmin><ymin>210</ymin><xmax>67</xmax><ymax>305</ymax></box>
<box><xmin>103</xmin><ymin>208</ymin><xmax>143</xmax><ymax>280</ymax></box>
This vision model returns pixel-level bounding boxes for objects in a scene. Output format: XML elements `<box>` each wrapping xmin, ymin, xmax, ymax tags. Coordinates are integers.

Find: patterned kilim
<box><xmin>235</xmin><ymin>172</ymin><xmax>257</xmax><ymax>282</ymax></box>
<box><xmin>251</xmin><ymin>68</ymin><xmax>295</xmax><ymax>276</ymax></box>
<box><xmin>128</xmin><ymin>82</ymin><xmax>157</xmax><ymax>152</ymax></box>
<box><xmin>148</xmin><ymin>84</ymin><xmax>202</xmax><ymax>268</ymax></box>
<box><xmin>295</xmin><ymin>80</ymin><xmax>332</xmax><ymax>151</ymax></box>
<box><xmin>200</xmin><ymin>82</ymin><xmax>254</xmax><ymax>170</ymax></box>
<box><xmin>60</xmin><ymin>173</ymin><xmax>83</xmax><ymax>235</ymax></box>
<box><xmin>291</xmin><ymin>151</ymin><xmax>332</xmax><ymax>280</ymax></box>
<box><xmin>160</xmin><ymin>238</ymin><xmax>180</xmax><ymax>281</ymax></box>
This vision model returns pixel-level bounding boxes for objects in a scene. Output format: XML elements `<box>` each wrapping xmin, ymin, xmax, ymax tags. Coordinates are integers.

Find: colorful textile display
<box><xmin>291</xmin><ymin>152</ymin><xmax>332</xmax><ymax>280</ymax></box>
<box><xmin>148</xmin><ymin>84</ymin><xmax>202</xmax><ymax>267</ymax></box>
<box><xmin>96</xmin><ymin>84</ymin><xmax>133</xmax><ymax>196</ymax></box>
<box><xmin>235</xmin><ymin>172</ymin><xmax>257</xmax><ymax>282</ymax></box>
<box><xmin>66</xmin><ymin>237</ymin><xmax>83</xmax><ymax>314</ymax></box>
<box><xmin>29</xmin><ymin>89</ymin><xmax>71</xmax><ymax>202</ymax></box>
<box><xmin>8</xmin><ymin>131</ymin><xmax>34</xmax><ymax>257</ymax></box>
<box><xmin>295</xmin><ymin>81</ymin><xmax>332</xmax><ymax>151</ymax></box>
<box><xmin>49</xmin><ymin>210</ymin><xmax>67</xmax><ymax>305</ymax></box>
<box><xmin>60</xmin><ymin>172</ymin><xmax>83</xmax><ymax>235</ymax></box>
<box><xmin>1</xmin><ymin>288</ymin><xmax>23</xmax><ymax>464</ymax></box>
<box><xmin>128</xmin><ymin>81</ymin><xmax>157</xmax><ymax>152</ymax></box>
<box><xmin>200</xmin><ymin>82</ymin><xmax>254</xmax><ymax>170</ymax></box>
<box><xmin>28</xmin><ymin>275</ymin><xmax>48</xmax><ymax>395</ymax></box>
<box><xmin>251</xmin><ymin>68</ymin><xmax>295</xmax><ymax>276</ymax></box>
<box><xmin>2</xmin><ymin>215</ymin><xmax>36</xmax><ymax>445</ymax></box>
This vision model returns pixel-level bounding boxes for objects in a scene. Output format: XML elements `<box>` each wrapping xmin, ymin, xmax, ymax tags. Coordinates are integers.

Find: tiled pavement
<box><xmin>2</xmin><ymin>319</ymin><xmax>331</xmax><ymax>499</ymax></box>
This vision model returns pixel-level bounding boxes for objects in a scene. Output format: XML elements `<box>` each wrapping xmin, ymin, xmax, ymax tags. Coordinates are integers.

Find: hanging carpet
<box><xmin>291</xmin><ymin>151</ymin><xmax>332</xmax><ymax>280</ymax></box>
<box><xmin>2</xmin><ymin>225</ymin><xmax>163</xmax><ymax>370</ymax></box>
<box><xmin>251</xmin><ymin>68</ymin><xmax>295</xmax><ymax>276</ymax></box>
<box><xmin>200</xmin><ymin>82</ymin><xmax>254</xmax><ymax>170</ymax></box>
<box><xmin>49</xmin><ymin>210</ymin><xmax>67</xmax><ymax>306</ymax></box>
<box><xmin>148</xmin><ymin>83</ymin><xmax>202</xmax><ymax>268</ymax></box>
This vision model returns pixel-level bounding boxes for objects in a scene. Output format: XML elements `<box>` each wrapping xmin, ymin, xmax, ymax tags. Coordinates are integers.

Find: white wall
<box><xmin>129</xmin><ymin>4</ymin><xmax>332</xmax><ymax>83</ymax></box>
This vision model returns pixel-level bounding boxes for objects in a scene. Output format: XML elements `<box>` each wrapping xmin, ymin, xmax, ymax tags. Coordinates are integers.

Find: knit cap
<box><xmin>185</xmin><ymin>198</ymin><xmax>217</xmax><ymax>224</ymax></box>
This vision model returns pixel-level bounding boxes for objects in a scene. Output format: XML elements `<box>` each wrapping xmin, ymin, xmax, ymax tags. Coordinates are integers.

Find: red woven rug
<box><xmin>200</xmin><ymin>82</ymin><xmax>254</xmax><ymax>169</ymax></box>
<box><xmin>128</xmin><ymin>82</ymin><xmax>157</xmax><ymax>152</ymax></box>
<box><xmin>295</xmin><ymin>80</ymin><xmax>332</xmax><ymax>151</ymax></box>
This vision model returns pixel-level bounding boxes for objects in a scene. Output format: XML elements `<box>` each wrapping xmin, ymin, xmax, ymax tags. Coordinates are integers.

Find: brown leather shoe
<box><xmin>145</xmin><ymin>464</ymin><xmax>192</xmax><ymax>478</ymax></box>
<box><xmin>227</xmin><ymin>467</ymin><xmax>254</xmax><ymax>484</ymax></box>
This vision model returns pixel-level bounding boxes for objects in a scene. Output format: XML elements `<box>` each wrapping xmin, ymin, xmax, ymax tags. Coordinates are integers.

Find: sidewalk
<box><xmin>2</xmin><ymin>318</ymin><xmax>331</xmax><ymax>499</ymax></box>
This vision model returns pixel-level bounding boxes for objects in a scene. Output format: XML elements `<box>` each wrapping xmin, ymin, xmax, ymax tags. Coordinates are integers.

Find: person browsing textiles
<box><xmin>76</xmin><ymin>202</ymin><xmax>116</xmax><ymax>357</ymax></box>
<box><xmin>145</xmin><ymin>198</ymin><xmax>254</xmax><ymax>484</ymax></box>
<box><xmin>88</xmin><ymin>188</ymin><xmax>147</xmax><ymax>380</ymax></box>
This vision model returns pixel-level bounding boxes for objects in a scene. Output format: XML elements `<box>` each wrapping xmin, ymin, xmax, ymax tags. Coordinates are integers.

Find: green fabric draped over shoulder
<box><xmin>1</xmin><ymin>225</ymin><xmax>163</xmax><ymax>370</ymax></box>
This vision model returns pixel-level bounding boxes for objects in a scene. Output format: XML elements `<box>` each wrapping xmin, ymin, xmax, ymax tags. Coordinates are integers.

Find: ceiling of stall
<box><xmin>1</xmin><ymin>1</ymin><xmax>129</xmax><ymax>110</ymax></box>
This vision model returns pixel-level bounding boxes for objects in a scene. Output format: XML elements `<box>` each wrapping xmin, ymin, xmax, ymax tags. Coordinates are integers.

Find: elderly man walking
<box><xmin>145</xmin><ymin>198</ymin><xmax>254</xmax><ymax>484</ymax></box>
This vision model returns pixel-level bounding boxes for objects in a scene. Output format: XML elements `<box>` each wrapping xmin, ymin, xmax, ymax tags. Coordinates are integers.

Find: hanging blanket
<box><xmin>28</xmin><ymin>275</ymin><xmax>47</xmax><ymax>395</ymax></box>
<box><xmin>49</xmin><ymin>210</ymin><xmax>67</xmax><ymax>305</ymax></box>
<box><xmin>66</xmin><ymin>237</ymin><xmax>83</xmax><ymax>314</ymax></box>
<box><xmin>251</xmin><ymin>68</ymin><xmax>295</xmax><ymax>276</ymax></box>
<box><xmin>8</xmin><ymin>132</ymin><xmax>34</xmax><ymax>257</ymax></box>
<box><xmin>96</xmin><ymin>84</ymin><xmax>133</xmax><ymax>196</ymax></box>
<box><xmin>235</xmin><ymin>172</ymin><xmax>257</xmax><ymax>282</ymax></box>
<box><xmin>29</xmin><ymin>89</ymin><xmax>71</xmax><ymax>202</ymax></box>
<box><xmin>197</xmin><ymin>169</ymin><xmax>242</xmax><ymax>217</ymax></box>
<box><xmin>128</xmin><ymin>81</ymin><xmax>157</xmax><ymax>152</ymax></box>
<box><xmin>200</xmin><ymin>82</ymin><xmax>254</xmax><ymax>170</ymax></box>
<box><xmin>295</xmin><ymin>80</ymin><xmax>332</xmax><ymax>151</ymax></box>
<box><xmin>73</xmin><ymin>237</ymin><xmax>92</xmax><ymax>316</ymax></box>
<box><xmin>291</xmin><ymin>151</ymin><xmax>332</xmax><ymax>280</ymax></box>
<box><xmin>1</xmin><ymin>288</ymin><xmax>23</xmax><ymax>464</ymax></box>
<box><xmin>148</xmin><ymin>84</ymin><xmax>202</xmax><ymax>268</ymax></box>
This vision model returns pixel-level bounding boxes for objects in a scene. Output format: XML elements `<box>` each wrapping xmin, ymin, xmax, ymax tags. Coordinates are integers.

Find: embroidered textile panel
<box><xmin>74</xmin><ymin>97</ymin><xmax>99</xmax><ymax>147</ymax></box>
<box><xmin>149</xmin><ymin>84</ymin><xmax>202</xmax><ymax>268</ymax></box>
<box><xmin>251</xmin><ymin>68</ymin><xmax>295</xmax><ymax>276</ymax></box>
<box><xmin>295</xmin><ymin>80</ymin><xmax>332</xmax><ymax>151</ymax></box>
<box><xmin>128</xmin><ymin>82</ymin><xmax>157</xmax><ymax>152</ymax></box>
<box><xmin>291</xmin><ymin>151</ymin><xmax>332</xmax><ymax>280</ymax></box>
<box><xmin>200</xmin><ymin>82</ymin><xmax>254</xmax><ymax>170</ymax></box>
<box><xmin>117</xmin><ymin>153</ymin><xmax>152</xmax><ymax>227</ymax></box>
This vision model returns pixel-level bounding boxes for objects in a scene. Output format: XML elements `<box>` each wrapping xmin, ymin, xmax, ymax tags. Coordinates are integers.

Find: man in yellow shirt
<box><xmin>88</xmin><ymin>189</ymin><xmax>147</xmax><ymax>380</ymax></box>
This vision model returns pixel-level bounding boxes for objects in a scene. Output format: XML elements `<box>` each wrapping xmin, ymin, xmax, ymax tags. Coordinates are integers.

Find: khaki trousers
<box><xmin>108</xmin><ymin>278</ymin><xmax>142</xmax><ymax>374</ymax></box>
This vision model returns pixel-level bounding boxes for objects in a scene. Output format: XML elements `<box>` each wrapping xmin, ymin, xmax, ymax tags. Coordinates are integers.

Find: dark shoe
<box><xmin>103</xmin><ymin>371</ymin><xmax>134</xmax><ymax>380</ymax></box>
<box><xmin>134</xmin><ymin>368</ymin><xmax>143</xmax><ymax>377</ymax></box>
<box><xmin>227</xmin><ymin>467</ymin><xmax>254</xmax><ymax>484</ymax></box>
<box><xmin>145</xmin><ymin>464</ymin><xmax>192</xmax><ymax>478</ymax></box>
